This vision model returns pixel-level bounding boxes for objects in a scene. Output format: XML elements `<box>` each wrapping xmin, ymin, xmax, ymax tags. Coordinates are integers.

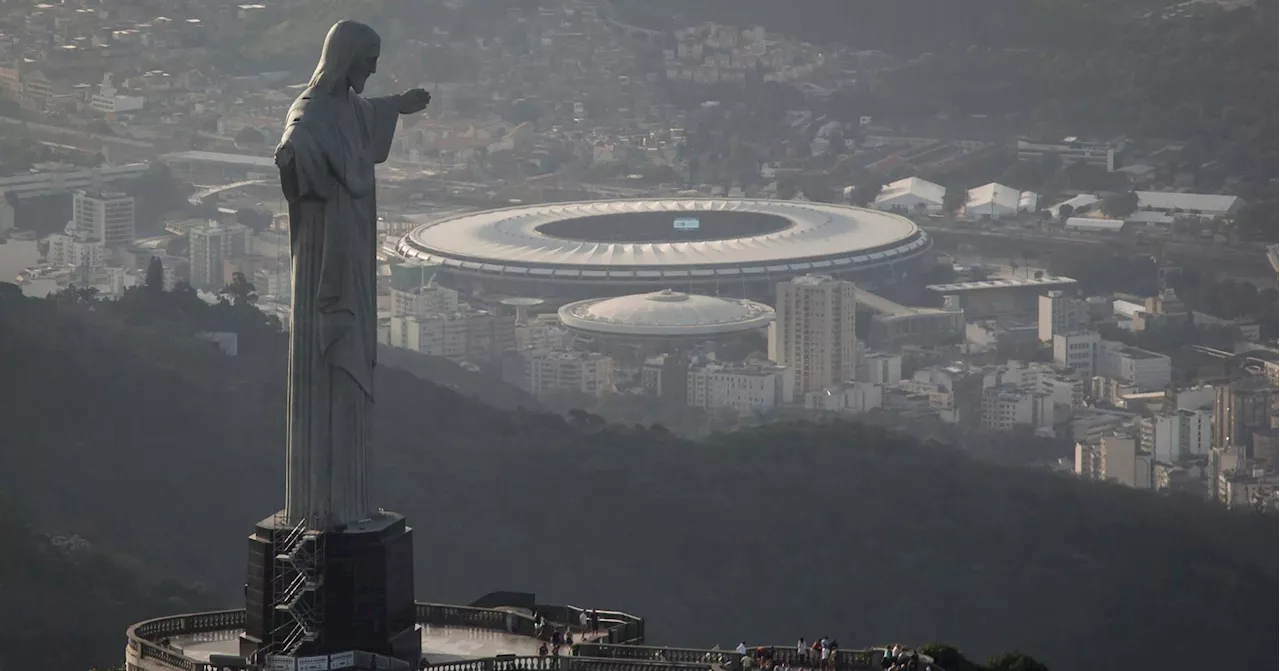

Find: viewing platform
<box><xmin>125</xmin><ymin>596</ymin><xmax>894</xmax><ymax>671</ymax></box>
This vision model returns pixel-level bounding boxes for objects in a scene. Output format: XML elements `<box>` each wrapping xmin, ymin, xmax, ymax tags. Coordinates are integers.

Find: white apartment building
<box><xmin>859</xmin><ymin>352</ymin><xmax>903</xmax><ymax>385</ymax></box>
<box><xmin>73</xmin><ymin>189</ymin><xmax>136</xmax><ymax>247</ymax></box>
<box><xmin>389</xmin><ymin>284</ymin><xmax>460</xmax><ymax>318</ymax></box>
<box><xmin>514</xmin><ymin>318</ymin><xmax>570</xmax><ymax>351</ymax></box>
<box><xmin>981</xmin><ymin>383</ymin><xmax>1054</xmax><ymax>433</ymax></box>
<box><xmin>770</xmin><ymin>275</ymin><xmax>857</xmax><ymax>400</ymax></box>
<box><xmin>1038</xmin><ymin>290</ymin><xmax>1087</xmax><ymax>343</ymax></box>
<box><xmin>389</xmin><ymin>311</ymin><xmax>516</xmax><ymax>363</ymax></box>
<box><xmin>1052</xmin><ymin>331</ymin><xmax>1102</xmax><ymax>379</ymax></box>
<box><xmin>686</xmin><ymin>360</ymin><xmax>794</xmax><ymax>414</ymax></box>
<box><xmin>1142</xmin><ymin>408</ymin><xmax>1212</xmax><ymax>464</ymax></box>
<box><xmin>1075</xmin><ymin>434</ymin><xmax>1153</xmax><ymax>489</ymax></box>
<box><xmin>188</xmin><ymin>221</ymin><xmax>251</xmax><ymax>290</ymax></box>
<box><xmin>504</xmin><ymin>348</ymin><xmax>615</xmax><ymax>398</ymax></box>
<box><xmin>1097</xmin><ymin>342</ymin><xmax>1171</xmax><ymax>392</ymax></box>
<box><xmin>804</xmin><ymin>381</ymin><xmax>883</xmax><ymax>414</ymax></box>
<box><xmin>45</xmin><ymin>231</ymin><xmax>105</xmax><ymax>272</ymax></box>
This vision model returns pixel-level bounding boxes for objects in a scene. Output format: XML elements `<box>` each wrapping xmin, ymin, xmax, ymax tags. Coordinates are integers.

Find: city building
<box><xmin>1142</xmin><ymin>408</ymin><xmax>1212</xmax><ymax>464</ymax></box>
<box><xmin>770</xmin><ymin>275</ymin><xmax>858</xmax><ymax>400</ymax></box>
<box><xmin>859</xmin><ymin>290</ymin><xmax>964</xmax><ymax>352</ymax></box>
<box><xmin>980</xmin><ymin>383</ymin><xmax>1054</xmax><ymax>433</ymax></box>
<box><xmin>390</xmin><ymin>284</ymin><xmax>460</xmax><ymax>318</ymax></box>
<box><xmin>45</xmin><ymin>230</ymin><xmax>104</xmax><ymax>273</ymax></box>
<box><xmin>1213</xmin><ymin>376</ymin><xmax>1277</xmax><ymax>453</ymax></box>
<box><xmin>686</xmin><ymin>359</ymin><xmax>794</xmax><ymax>414</ymax></box>
<box><xmin>1053</xmin><ymin>331</ymin><xmax>1102</xmax><ymax>379</ymax></box>
<box><xmin>963</xmin><ymin>182</ymin><xmax>1038</xmax><ymax>219</ymax></box>
<box><xmin>72</xmin><ymin>189</ymin><xmax>135</xmax><ymax>247</ymax></box>
<box><xmin>927</xmin><ymin>276</ymin><xmax>1078</xmax><ymax>319</ymax></box>
<box><xmin>388</xmin><ymin>310</ymin><xmax>516</xmax><ymax>364</ymax></box>
<box><xmin>1216</xmin><ymin>467</ymin><xmax>1278</xmax><ymax>511</ymax></box>
<box><xmin>1134</xmin><ymin>191</ymin><xmax>1242</xmax><ymax>221</ymax></box>
<box><xmin>502</xmin><ymin>348</ymin><xmax>615</xmax><ymax>398</ymax></box>
<box><xmin>159</xmin><ymin>150</ymin><xmax>277</xmax><ymax>183</ymax></box>
<box><xmin>1038</xmin><ymin>290</ymin><xmax>1087</xmax><ymax>343</ymax></box>
<box><xmin>872</xmin><ymin>176</ymin><xmax>946</xmax><ymax>213</ymax></box>
<box><xmin>188</xmin><ymin>221</ymin><xmax>251</xmax><ymax>290</ymax></box>
<box><xmin>90</xmin><ymin>73</ymin><xmax>144</xmax><ymax>115</ymax></box>
<box><xmin>1097</xmin><ymin>342</ymin><xmax>1171</xmax><ymax>392</ymax></box>
<box><xmin>1016</xmin><ymin>137</ymin><xmax>1123</xmax><ymax>172</ymax></box>
<box><xmin>804</xmin><ymin>381</ymin><xmax>883</xmax><ymax>414</ymax></box>
<box><xmin>1075</xmin><ymin>435</ymin><xmax>1152</xmax><ymax>489</ymax></box>
<box><xmin>859</xmin><ymin>352</ymin><xmax>903</xmax><ymax>385</ymax></box>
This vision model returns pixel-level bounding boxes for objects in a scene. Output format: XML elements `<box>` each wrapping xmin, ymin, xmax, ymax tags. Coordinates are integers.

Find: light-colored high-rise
<box><xmin>188</xmin><ymin>220</ymin><xmax>251</xmax><ymax>290</ymax></box>
<box><xmin>1038</xmin><ymin>290</ymin><xmax>1086</xmax><ymax>342</ymax></box>
<box><xmin>769</xmin><ymin>274</ymin><xmax>857</xmax><ymax>400</ymax></box>
<box><xmin>72</xmin><ymin>189</ymin><xmax>135</xmax><ymax>247</ymax></box>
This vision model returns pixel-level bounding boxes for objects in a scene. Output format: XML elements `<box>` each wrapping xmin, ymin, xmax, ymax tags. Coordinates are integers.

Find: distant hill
<box><xmin>0</xmin><ymin>287</ymin><xmax>1274</xmax><ymax>671</ymax></box>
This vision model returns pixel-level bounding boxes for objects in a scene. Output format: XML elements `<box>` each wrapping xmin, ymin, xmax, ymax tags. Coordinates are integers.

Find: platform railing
<box><xmin>127</xmin><ymin>604</ymin><xmax>879</xmax><ymax>671</ymax></box>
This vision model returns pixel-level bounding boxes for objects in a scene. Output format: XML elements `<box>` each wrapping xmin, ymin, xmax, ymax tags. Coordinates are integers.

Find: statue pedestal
<box><xmin>241</xmin><ymin>511</ymin><xmax>421</xmax><ymax>664</ymax></box>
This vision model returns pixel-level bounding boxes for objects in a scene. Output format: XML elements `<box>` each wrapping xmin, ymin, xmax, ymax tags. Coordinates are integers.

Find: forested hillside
<box><xmin>0</xmin><ymin>284</ymin><xmax>1274</xmax><ymax>671</ymax></box>
<box><xmin>0</xmin><ymin>494</ymin><xmax>208</xmax><ymax>670</ymax></box>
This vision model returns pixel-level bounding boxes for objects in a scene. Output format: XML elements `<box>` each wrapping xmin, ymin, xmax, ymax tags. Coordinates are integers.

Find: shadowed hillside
<box><xmin>0</xmin><ymin>286</ymin><xmax>1274</xmax><ymax>671</ymax></box>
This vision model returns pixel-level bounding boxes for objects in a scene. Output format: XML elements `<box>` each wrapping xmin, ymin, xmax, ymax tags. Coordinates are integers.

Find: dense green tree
<box><xmin>943</xmin><ymin>186</ymin><xmax>967</xmax><ymax>215</ymax></box>
<box><xmin>219</xmin><ymin>272</ymin><xmax>258</xmax><ymax>307</ymax></box>
<box><xmin>1100</xmin><ymin>191</ymin><xmax>1139</xmax><ymax>219</ymax></box>
<box><xmin>986</xmin><ymin>652</ymin><xmax>1050</xmax><ymax>671</ymax></box>
<box><xmin>917</xmin><ymin>644</ymin><xmax>982</xmax><ymax>671</ymax></box>
<box><xmin>144</xmin><ymin>257</ymin><xmax>165</xmax><ymax>293</ymax></box>
<box><xmin>234</xmin><ymin>126</ymin><xmax>266</xmax><ymax>147</ymax></box>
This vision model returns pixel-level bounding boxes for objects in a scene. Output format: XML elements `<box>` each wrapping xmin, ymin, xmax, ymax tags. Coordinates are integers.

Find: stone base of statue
<box><xmin>239</xmin><ymin>511</ymin><xmax>421</xmax><ymax>665</ymax></box>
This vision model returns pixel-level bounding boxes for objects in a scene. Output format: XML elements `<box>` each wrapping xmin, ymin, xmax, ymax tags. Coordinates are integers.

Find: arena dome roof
<box><xmin>396</xmin><ymin>199</ymin><xmax>928</xmax><ymax>282</ymax></box>
<box><xmin>558</xmin><ymin>290</ymin><xmax>775</xmax><ymax>338</ymax></box>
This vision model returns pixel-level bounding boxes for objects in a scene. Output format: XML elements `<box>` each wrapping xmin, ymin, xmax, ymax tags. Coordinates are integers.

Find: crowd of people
<box><xmin>725</xmin><ymin>638</ymin><xmax>928</xmax><ymax>671</ymax></box>
<box><xmin>534</xmin><ymin>609</ymin><xmax>603</xmax><ymax>659</ymax></box>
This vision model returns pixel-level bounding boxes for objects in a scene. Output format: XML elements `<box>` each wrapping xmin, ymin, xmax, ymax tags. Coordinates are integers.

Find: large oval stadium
<box><xmin>396</xmin><ymin>199</ymin><xmax>933</xmax><ymax>299</ymax></box>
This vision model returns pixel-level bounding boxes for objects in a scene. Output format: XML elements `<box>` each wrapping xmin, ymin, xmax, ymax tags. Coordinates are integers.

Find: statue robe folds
<box><xmin>276</xmin><ymin>88</ymin><xmax>400</xmax><ymax>529</ymax></box>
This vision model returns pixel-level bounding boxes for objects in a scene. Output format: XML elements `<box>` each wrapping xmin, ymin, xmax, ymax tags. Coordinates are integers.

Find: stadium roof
<box><xmin>926</xmin><ymin>275</ymin><xmax>1078</xmax><ymax>292</ymax></box>
<box><xmin>559</xmin><ymin>290</ymin><xmax>775</xmax><ymax>337</ymax></box>
<box><xmin>398</xmin><ymin>199</ymin><xmax>927</xmax><ymax>278</ymax></box>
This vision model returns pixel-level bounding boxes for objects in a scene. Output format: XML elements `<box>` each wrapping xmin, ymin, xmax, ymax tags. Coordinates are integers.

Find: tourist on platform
<box><xmin>591</xmin><ymin>609</ymin><xmax>601</xmax><ymax>633</ymax></box>
<box><xmin>796</xmin><ymin>638</ymin><xmax>807</xmax><ymax>661</ymax></box>
<box><xmin>551</xmin><ymin>629</ymin><xmax>564</xmax><ymax>656</ymax></box>
<box><xmin>819</xmin><ymin>643</ymin><xmax>830</xmax><ymax>670</ymax></box>
<box><xmin>539</xmin><ymin>642</ymin><xmax>549</xmax><ymax>658</ymax></box>
<box><xmin>580</xmin><ymin>610</ymin><xmax>590</xmax><ymax>631</ymax></box>
<box><xmin>809</xmin><ymin>639</ymin><xmax>822</xmax><ymax>666</ymax></box>
<box><xmin>736</xmin><ymin>641</ymin><xmax>749</xmax><ymax>656</ymax></box>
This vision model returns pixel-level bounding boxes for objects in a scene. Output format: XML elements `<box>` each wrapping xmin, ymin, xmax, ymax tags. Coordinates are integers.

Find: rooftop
<box><xmin>159</xmin><ymin>150</ymin><xmax>276</xmax><ymax>169</ymax></box>
<box><xmin>559</xmin><ymin>290</ymin><xmax>775</xmax><ymax>337</ymax></box>
<box><xmin>926</xmin><ymin>275</ymin><xmax>1077</xmax><ymax>293</ymax></box>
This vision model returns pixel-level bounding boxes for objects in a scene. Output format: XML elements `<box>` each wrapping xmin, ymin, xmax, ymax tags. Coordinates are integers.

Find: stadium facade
<box><xmin>396</xmin><ymin>199</ymin><xmax>933</xmax><ymax>300</ymax></box>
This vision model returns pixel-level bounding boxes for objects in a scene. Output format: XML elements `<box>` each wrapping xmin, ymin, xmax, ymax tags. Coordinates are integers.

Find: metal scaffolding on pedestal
<box><xmin>268</xmin><ymin>514</ymin><xmax>325</xmax><ymax>656</ymax></box>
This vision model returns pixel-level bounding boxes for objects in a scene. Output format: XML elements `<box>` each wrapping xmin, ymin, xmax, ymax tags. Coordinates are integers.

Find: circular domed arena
<box><xmin>558</xmin><ymin>289</ymin><xmax>774</xmax><ymax>364</ymax></box>
<box><xmin>396</xmin><ymin>198</ymin><xmax>932</xmax><ymax>300</ymax></box>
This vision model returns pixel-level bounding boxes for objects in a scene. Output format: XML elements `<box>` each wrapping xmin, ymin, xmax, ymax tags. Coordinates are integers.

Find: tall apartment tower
<box><xmin>1038</xmin><ymin>290</ymin><xmax>1086</xmax><ymax>342</ymax></box>
<box><xmin>770</xmin><ymin>274</ymin><xmax>857</xmax><ymax>400</ymax></box>
<box><xmin>72</xmin><ymin>189</ymin><xmax>135</xmax><ymax>247</ymax></box>
<box><xmin>1213</xmin><ymin>376</ymin><xmax>1277</xmax><ymax>455</ymax></box>
<box><xmin>188</xmin><ymin>220</ymin><xmax>251</xmax><ymax>290</ymax></box>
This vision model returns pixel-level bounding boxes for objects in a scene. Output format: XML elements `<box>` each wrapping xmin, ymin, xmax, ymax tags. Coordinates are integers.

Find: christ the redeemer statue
<box><xmin>275</xmin><ymin>20</ymin><xmax>430</xmax><ymax>530</ymax></box>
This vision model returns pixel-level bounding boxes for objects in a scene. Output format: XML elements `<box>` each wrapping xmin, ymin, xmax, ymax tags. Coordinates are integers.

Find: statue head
<box><xmin>309</xmin><ymin>20</ymin><xmax>382</xmax><ymax>95</ymax></box>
